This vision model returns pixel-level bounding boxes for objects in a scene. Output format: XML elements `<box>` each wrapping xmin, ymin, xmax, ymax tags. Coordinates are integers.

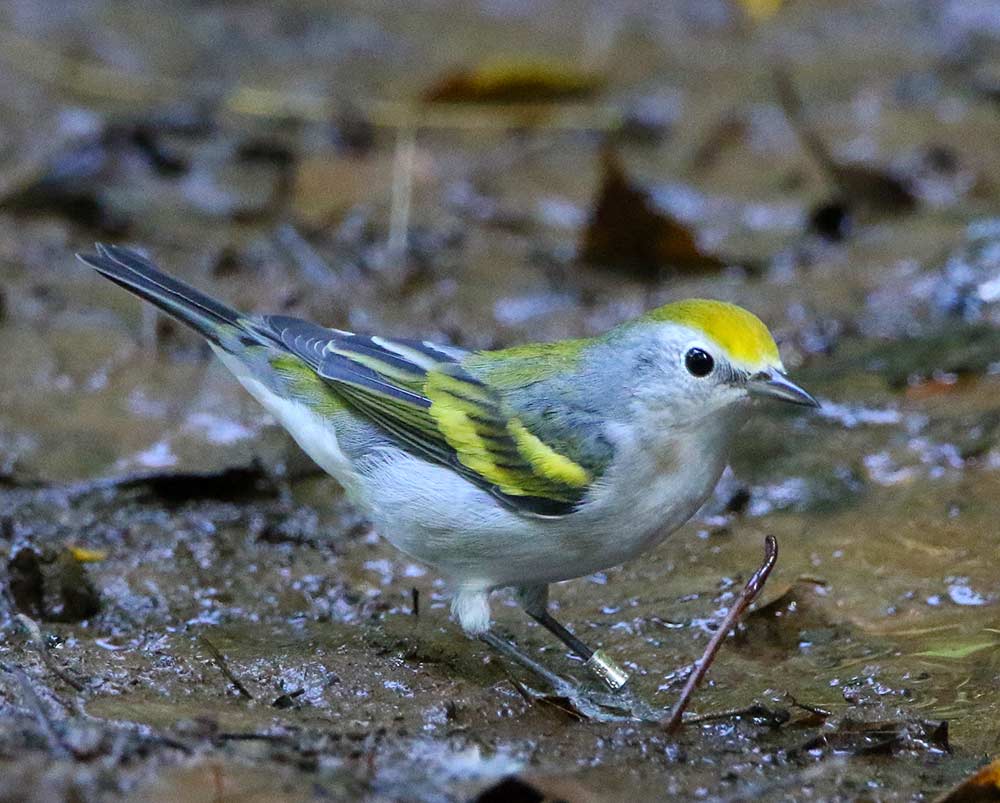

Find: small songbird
<box><xmin>79</xmin><ymin>244</ymin><xmax>818</xmax><ymax>693</ymax></box>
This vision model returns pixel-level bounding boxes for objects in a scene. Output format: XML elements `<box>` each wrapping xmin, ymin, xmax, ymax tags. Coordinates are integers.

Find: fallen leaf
<box><xmin>67</xmin><ymin>546</ymin><xmax>107</xmax><ymax>563</ymax></box>
<box><xmin>914</xmin><ymin>641</ymin><xmax>1000</xmax><ymax>661</ymax></box>
<box><xmin>423</xmin><ymin>60</ymin><xmax>601</xmax><ymax>104</ymax></box>
<box><xmin>774</xmin><ymin>68</ymin><xmax>916</xmax><ymax>226</ymax></box>
<box><xmin>580</xmin><ymin>147</ymin><xmax>726</xmax><ymax>277</ymax></box>
<box><xmin>7</xmin><ymin>547</ymin><xmax>101</xmax><ymax>623</ymax></box>
<box><xmin>935</xmin><ymin>757</ymin><xmax>1000</xmax><ymax>803</ymax></box>
<box><xmin>738</xmin><ymin>0</ymin><xmax>786</xmax><ymax>22</ymax></box>
<box><xmin>749</xmin><ymin>576</ymin><xmax>828</xmax><ymax>620</ymax></box>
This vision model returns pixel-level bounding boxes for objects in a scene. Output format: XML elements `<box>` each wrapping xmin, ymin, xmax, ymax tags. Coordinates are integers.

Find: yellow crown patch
<box><xmin>647</xmin><ymin>299</ymin><xmax>781</xmax><ymax>371</ymax></box>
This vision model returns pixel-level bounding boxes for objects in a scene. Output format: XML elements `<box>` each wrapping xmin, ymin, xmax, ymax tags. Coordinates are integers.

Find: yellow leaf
<box><xmin>738</xmin><ymin>0</ymin><xmax>785</xmax><ymax>22</ymax></box>
<box><xmin>423</xmin><ymin>60</ymin><xmax>601</xmax><ymax>104</ymax></box>
<box><xmin>67</xmin><ymin>546</ymin><xmax>107</xmax><ymax>563</ymax></box>
<box><xmin>914</xmin><ymin>641</ymin><xmax>1000</xmax><ymax>660</ymax></box>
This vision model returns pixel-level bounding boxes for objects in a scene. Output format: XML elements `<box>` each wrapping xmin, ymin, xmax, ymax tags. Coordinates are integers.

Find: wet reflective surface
<box><xmin>1</xmin><ymin>0</ymin><xmax>999</xmax><ymax>799</ymax></box>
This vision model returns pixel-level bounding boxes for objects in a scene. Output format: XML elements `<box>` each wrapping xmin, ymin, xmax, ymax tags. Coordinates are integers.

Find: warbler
<box><xmin>78</xmin><ymin>244</ymin><xmax>817</xmax><ymax>692</ymax></box>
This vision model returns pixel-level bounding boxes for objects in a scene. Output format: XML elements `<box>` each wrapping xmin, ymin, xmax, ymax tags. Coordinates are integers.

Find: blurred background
<box><xmin>0</xmin><ymin>1</ymin><xmax>998</xmax><ymax>800</ymax></box>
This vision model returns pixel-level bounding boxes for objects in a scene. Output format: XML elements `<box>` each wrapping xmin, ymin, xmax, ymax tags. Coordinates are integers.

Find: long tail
<box><xmin>77</xmin><ymin>244</ymin><xmax>251</xmax><ymax>347</ymax></box>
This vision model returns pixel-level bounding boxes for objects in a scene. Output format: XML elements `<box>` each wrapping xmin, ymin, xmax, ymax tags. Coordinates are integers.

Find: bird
<box><xmin>78</xmin><ymin>244</ymin><xmax>818</xmax><ymax>694</ymax></box>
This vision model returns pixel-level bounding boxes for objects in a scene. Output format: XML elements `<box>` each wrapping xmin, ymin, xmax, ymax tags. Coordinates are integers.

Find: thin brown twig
<box><xmin>785</xmin><ymin>694</ymin><xmax>833</xmax><ymax>719</ymax></box>
<box><xmin>502</xmin><ymin>668</ymin><xmax>534</xmax><ymax>706</ymax></box>
<box><xmin>660</xmin><ymin>535</ymin><xmax>779</xmax><ymax>733</ymax></box>
<box><xmin>682</xmin><ymin>703</ymin><xmax>788</xmax><ymax>727</ymax></box>
<box><xmin>15</xmin><ymin>614</ymin><xmax>87</xmax><ymax>692</ymax></box>
<box><xmin>199</xmin><ymin>636</ymin><xmax>255</xmax><ymax>701</ymax></box>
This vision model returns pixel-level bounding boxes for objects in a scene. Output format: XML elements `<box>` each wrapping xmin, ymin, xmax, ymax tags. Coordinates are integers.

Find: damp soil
<box><xmin>1</xmin><ymin>1</ymin><xmax>999</xmax><ymax>800</ymax></box>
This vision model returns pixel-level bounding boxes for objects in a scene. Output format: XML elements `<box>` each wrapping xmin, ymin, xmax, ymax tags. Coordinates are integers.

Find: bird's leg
<box><xmin>478</xmin><ymin>632</ymin><xmax>577</xmax><ymax>696</ymax></box>
<box><xmin>479</xmin><ymin>631</ymin><xmax>654</xmax><ymax>722</ymax></box>
<box><xmin>516</xmin><ymin>585</ymin><xmax>630</xmax><ymax>691</ymax></box>
<box><xmin>458</xmin><ymin>586</ymin><xmax>575</xmax><ymax>694</ymax></box>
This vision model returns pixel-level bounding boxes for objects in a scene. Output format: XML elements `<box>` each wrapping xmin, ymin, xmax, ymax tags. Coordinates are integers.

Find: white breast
<box><xmin>357</xmin><ymin>413</ymin><xmax>739</xmax><ymax>591</ymax></box>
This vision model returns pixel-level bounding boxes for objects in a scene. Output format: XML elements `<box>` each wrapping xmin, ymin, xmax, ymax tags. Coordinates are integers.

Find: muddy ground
<box><xmin>0</xmin><ymin>0</ymin><xmax>999</xmax><ymax>800</ymax></box>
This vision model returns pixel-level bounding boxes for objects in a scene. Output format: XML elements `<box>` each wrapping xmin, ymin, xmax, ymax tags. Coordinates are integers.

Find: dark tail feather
<box><xmin>77</xmin><ymin>244</ymin><xmax>247</xmax><ymax>346</ymax></box>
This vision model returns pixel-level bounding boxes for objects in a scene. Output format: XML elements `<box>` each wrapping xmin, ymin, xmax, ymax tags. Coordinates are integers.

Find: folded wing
<box><xmin>262</xmin><ymin>316</ymin><xmax>591</xmax><ymax>517</ymax></box>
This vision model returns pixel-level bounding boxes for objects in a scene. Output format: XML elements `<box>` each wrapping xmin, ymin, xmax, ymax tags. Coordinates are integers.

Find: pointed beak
<box><xmin>747</xmin><ymin>371</ymin><xmax>820</xmax><ymax>408</ymax></box>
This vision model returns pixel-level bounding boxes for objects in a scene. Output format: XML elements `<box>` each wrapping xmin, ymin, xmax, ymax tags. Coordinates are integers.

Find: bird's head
<box><xmin>611</xmin><ymin>299</ymin><xmax>818</xmax><ymax>429</ymax></box>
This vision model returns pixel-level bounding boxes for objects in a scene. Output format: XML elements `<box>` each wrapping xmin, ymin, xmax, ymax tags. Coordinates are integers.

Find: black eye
<box><xmin>685</xmin><ymin>348</ymin><xmax>714</xmax><ymax>377</ymax></box>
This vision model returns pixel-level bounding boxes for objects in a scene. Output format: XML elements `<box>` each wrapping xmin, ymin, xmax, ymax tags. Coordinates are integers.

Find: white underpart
<box><xmin>213</xmin><ymin>349</ymin><xmax>363</xmax><ymax>499</ymax></box>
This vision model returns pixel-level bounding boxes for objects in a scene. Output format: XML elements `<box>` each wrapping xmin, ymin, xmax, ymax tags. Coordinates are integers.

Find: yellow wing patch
<box><xmin>648</xmin><ymin>299</ymin><xmax>781</xmax><ymax>371</ymax></box>
<box><xmin>509</xmin><ymin>420</ymin><xmax>590</xmax><ymax>487</ymax></box>
<box><xmin>425</xmin><ymin>369</ymin><xmax>590</xmax><ymax>502</ymax></box>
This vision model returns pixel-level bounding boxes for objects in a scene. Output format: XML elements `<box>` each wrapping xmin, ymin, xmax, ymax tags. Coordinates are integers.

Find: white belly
<box><xmin>358</xmin><ymin>424</ymin><xmax>732</xmax><ymax>590</ymax></box>
<box><xmin>214</xmin><ymin>349</ymin><xmax>365</xmax><ymax>499</ymax></box>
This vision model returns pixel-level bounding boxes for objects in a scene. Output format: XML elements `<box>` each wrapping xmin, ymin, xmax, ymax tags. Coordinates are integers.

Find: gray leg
<box><xmin>479</xmin><ymin>631</ymin><xmax>655</xmax><ymax>722</ymax></box>
<box><xmin>516</xmin><ymin>584</ymin><xmax>630</xmax><ymax>690</ymax></box>
<box><xmin>478</xmin><ymin>632</ymin><xmax>575</xmax><ymax>694</ymax></box>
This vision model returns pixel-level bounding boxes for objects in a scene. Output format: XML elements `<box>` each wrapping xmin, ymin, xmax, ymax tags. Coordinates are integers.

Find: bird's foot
<box><xmin>525</xmin><ymin>678</ymin><xmax>663</xmax><ymax>722</ymax></box>
<box><xmin>480</xmin><ymin>632</ymin><xmax>661</xmax><ymax>721</ymax></box>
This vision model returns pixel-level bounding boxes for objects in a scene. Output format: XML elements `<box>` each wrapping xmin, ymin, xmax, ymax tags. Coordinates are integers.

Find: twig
<box><xmin>786</xmin><ymin>694</ymin><xmax>832</xmax><ymax>719</ymax></box>
<box><xmin>772</xmin><ymin>67</ymin><xmax>842</xmax><ymax>189</ymax></box>
<box><xmin>660</xmin><ymin>535</ymin><xmax>779</xmax><ymax>733</ymax></box>
<box><xmin>199</xmin><ymin>636</ymin><xmax>254</xmax><ymax>701</ymax></box>
<box><xmin>1</xmin><ymin>661</ymin><xmax>70</xmax><ymax>758</ymax></box>
<box><xmin>15</xmin><ymin>614</ymin><xmax>87</xmax><ymax>692</ymax></box>
<box><xmin>682</xmin><ymin>703</ymin><xmax>789</xmax><ymax>728</ymax></box>
<box><xmin>274</xmin><ymin>223</ymin><xmax>341</xmax><ymax>288</ymax></box>
<box><xmin>504</xmin><ymin>669</ymin><xmax>534</xmax><ymax>706</ymax></box>
<box><xmin>215</xmin><ymin>732</ymin><xmax>293</xmax><ymax>744</ymax></box>
<box><xmin>387</xmin><ymin>125</ymin><xmax>416</xmax><ymax>261</ymax></box>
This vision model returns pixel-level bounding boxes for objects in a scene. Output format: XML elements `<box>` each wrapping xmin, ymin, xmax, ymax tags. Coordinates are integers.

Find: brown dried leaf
<box><xmin>7</xmin><ymin>547</ymin><xmax>101</xmax><ymax>623</ymax></box>
<box><xmin>423</xmin><ymin>60</ymin><xmax>601</xmax><ymax>104</ymax></box>
<box><xmin>738</xmin><ymin>0</ymin><xmax>786</xmax><ymax>22</ymax></box>
<box><xmin>774</xmin><ymin>68</ymin><xmax>916</xmax><ymax>222</ymax></box>
<box><xmin>580</xmin><ymin>148</ymin><xmax>725</xmax><ymax>277</ymax></box>
<box><xmin>748</xmin><ymin>576</ymin><xmax>828</xmax><ymax>621</ymax></box>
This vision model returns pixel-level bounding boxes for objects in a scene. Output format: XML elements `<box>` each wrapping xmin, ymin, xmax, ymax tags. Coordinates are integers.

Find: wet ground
<box><xmin>1</xmin><ymin>0</ymin><xmax>999</xmax><ymax>800</ymax></box>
